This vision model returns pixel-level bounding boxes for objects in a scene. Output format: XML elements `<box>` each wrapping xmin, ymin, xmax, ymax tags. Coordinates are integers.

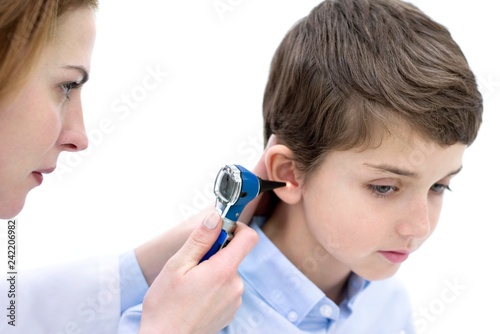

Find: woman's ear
<box><xmin>265</xmin><ymin>144</ymin><xmax>302</xmax><ymax>205</ymax></box>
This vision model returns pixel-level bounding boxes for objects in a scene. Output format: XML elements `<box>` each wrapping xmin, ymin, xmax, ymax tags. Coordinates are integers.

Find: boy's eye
<box><xmin>367</xmin><ymin>185</ymin><xmax>398</xmax><ymax>198</ymax></box>
<box><xmin>430</xmin><ymin>183</ymin><xmax>451</xmax><ymax>194</ymax></box>
<box><xmin>372</xmin><ymin>185</ymin><xmax>394</xmax><ymax>194</ymax></box>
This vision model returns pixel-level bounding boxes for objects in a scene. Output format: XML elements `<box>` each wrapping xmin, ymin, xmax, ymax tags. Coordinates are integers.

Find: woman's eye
<box><xmin>430</xmin><ymin>183</ymin><xmax>451</xmax><ymax>194</ymax></box>
<box><xmin>61</xmin><ymin>81</ymin><xmax>82</xmax><ymax>100</ymax></box>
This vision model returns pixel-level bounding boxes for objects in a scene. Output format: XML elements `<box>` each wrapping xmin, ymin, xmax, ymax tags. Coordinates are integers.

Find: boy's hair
<box><xmin>263</xmin><ymin>0</ymin><xmax>483</xmax><ymax>178</ymax></box>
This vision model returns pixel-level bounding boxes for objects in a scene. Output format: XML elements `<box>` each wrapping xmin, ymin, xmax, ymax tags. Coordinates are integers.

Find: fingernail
<box><xmin>203</xmin><ymin>211</ymin><xmax>219</xmax><ymax>230</ymax></box>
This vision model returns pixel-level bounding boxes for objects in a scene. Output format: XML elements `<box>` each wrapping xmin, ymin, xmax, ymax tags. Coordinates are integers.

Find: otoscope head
<box><xmin>214</xmin><ymin>164</ymin><xmax>286</xmax><ymax>222</ymax></box>
<box><xmin>201</xmin><ymin>164</ymin><xmax>286</xmax><ymax>263</ymax></box>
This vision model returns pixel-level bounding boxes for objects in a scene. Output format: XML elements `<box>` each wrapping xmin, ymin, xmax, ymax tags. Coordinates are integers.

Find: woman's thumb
<box><xmin>170</xmin><ymin>211</ymin><xmax>222</xmax><ymax>270</ymax></box>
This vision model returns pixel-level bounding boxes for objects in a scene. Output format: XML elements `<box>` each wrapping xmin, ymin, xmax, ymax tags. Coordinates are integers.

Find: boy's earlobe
<box><xmin>265</xmin><ymin>145</ymin><xmax>302</xmax><ymax>204</ymax></box>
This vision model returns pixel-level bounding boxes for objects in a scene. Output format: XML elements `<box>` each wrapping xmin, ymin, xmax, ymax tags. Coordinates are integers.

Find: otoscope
<box><xmin>200</xmin><ymin>164</ymin><xmax>286</xmax><ymax>262</ymax></box>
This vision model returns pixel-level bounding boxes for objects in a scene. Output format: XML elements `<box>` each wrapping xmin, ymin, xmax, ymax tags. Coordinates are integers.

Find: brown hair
<box><xmin>263</xmin><ymin>0</ymin><xmax>483</xmax><ymax>178</ymax></box>
<box><xmin>0</xmin><ymin>0</ymin><xmax>98</xmax><ymax>103</ymax></box>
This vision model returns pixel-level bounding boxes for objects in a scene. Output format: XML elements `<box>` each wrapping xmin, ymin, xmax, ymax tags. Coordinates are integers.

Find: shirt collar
<box><xmin>344</xmin><ymin>271</ymin><xmax>371</xmax><ymax>313</ymax></box>
<box><xmin>239</xmin><ymin>217</ymin><xmax>370</xmax><ymax>324</ymax></box>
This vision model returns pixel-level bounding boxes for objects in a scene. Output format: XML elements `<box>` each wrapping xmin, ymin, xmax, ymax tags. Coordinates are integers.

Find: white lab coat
<box><xmin>0</xmin><ymin>256</ymin><xmax>121</xmax><ymax>334</ymax></box>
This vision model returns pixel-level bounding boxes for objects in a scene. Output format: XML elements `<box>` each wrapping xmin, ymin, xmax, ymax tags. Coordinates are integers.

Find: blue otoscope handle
<box><xmin>200</xmin><ymin>229</ymin><xmax>229</xmax><ymax>262</ymax></box>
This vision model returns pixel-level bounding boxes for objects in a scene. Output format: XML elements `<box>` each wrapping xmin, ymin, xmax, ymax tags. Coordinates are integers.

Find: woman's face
<box><xmin>0</xmin><ymin>8</ymin><xmax>96</xmax><ymax>218</ymax></box>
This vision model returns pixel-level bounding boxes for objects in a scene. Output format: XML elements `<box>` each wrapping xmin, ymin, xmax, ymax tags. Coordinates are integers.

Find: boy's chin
<box><xmin>355</xmin><ymin>265</ymin><xmax>401</xmax><ymax>282</ymax></box>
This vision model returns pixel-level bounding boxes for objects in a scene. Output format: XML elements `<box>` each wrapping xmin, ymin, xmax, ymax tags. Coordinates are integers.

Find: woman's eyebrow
<box><xmin>445</xmin><ymin>166</ymin><xmax>463</xmax><ymax>177</ymax></box>
<box><xmin>63</xmin><ymin>65</ymin><xmax>89</xmax><ymax>84</ymax></box>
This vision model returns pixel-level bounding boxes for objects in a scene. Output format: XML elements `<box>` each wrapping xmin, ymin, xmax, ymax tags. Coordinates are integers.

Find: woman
<box><xmin>0</xmin><ymin>1</ymin><xmax>260</xmax><ymax>333</ymax></box>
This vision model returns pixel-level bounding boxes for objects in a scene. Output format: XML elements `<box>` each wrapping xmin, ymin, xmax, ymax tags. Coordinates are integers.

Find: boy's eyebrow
<box><xmin>63</xmin><ymin>65</ymin><xmax>89</xmax><ymax>84</ymax></box>
<box><xmin>363</xmin><ymin>163</ymin><xmax>418</xmax><ymax>178</ymax></box>
<box><xmin>363</xmin><ymin>163</ymin><xmax>463</xmax><ymax>179</ymax></box>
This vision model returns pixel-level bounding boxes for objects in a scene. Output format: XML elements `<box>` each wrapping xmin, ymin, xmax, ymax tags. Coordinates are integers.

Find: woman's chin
<box><xmin>0</xmin><ymin>194</ymin><xmax>27</xmax><ymax>219</ymax></box>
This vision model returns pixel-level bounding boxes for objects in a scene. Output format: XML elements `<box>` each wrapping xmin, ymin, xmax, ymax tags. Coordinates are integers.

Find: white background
<box><xmin>7</xmin><ymin>0</ymin><xmax>500</xmax><ymax>333</ymax></box>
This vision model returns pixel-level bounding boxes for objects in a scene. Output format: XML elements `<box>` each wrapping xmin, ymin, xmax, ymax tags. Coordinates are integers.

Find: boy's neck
<box><xmin>262</xmin><ymin>201</ymin><xmax>352</xmax><ymax>305</ymax></box>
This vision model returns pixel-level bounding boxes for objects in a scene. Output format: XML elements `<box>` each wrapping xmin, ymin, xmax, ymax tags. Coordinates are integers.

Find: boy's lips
<box><xmin>379</xmin><ymin>250</ymin><xmax>410</xmax><ymax>263</ymax></box>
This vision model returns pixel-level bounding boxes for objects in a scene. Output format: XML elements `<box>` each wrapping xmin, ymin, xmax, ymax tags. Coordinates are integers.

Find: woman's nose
<box><xmin>57</xmin><ymin>98</ymin><xmax>89</xmax><ymax>152</ymax></box>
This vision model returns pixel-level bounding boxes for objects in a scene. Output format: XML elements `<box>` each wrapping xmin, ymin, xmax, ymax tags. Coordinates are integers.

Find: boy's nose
<box><xmin>397</xmin><ymin>198</ymin><xmax>431</xmax><ymax>239</ymax></box>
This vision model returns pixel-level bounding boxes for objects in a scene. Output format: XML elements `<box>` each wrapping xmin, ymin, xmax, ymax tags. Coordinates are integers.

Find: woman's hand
<box><xmin>134</xmin><ymin>134</ymin><xmax>278</xmax><ymax>333</ymax></box>
<box><xmin>138</xmin><ymin>211</ymin><xmax>257</xmax><ymax>334</ymax></box>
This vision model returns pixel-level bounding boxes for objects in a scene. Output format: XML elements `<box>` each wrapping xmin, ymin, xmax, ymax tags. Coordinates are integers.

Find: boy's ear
<box><xmin>265</xmin><ymin>144</ymin><xmax>302</xmax><ymax>205</ymax></box>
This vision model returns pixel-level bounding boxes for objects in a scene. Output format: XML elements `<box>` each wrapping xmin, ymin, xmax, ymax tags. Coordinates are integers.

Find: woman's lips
<box><xmin>32</xmin><ymin>171</ymin><xmax>43</xmax><ymax>185</ymax></box>
<box><xmin>32</xmin><ymin>167</ymin><xmax>55</xmax><ymax>186</ymax></box>
<box><xmin>379</xmin><ymin>250</ymin><xmax>409</xmax><ymax>263</ymax></box>
<box><xmin>35</xmin><ymin>167</ymin><xmax>56</xmax><ymax>174</ymax></box>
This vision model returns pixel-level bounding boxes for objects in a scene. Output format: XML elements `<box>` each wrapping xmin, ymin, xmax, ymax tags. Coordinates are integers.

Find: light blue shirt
<box><xmin>117</xmin><ymin>217</ymin><xmax>415</xmax><ymax>333</ymax></box>
<box><xmin>221</xmin><ymin>217</ymin><xmax>415</xmax><ymax>333</ymax></box>
<box><xmin>119</xmin><ymin>250</ymin><xmax>149</xmax><ymax>314</ymax></box>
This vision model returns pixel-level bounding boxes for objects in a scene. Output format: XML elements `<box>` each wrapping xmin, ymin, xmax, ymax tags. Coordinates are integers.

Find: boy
<box><xmin>118</xmin><ymin>0</ymin><xmax>482</xmax><ymax>332</ymax></box>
